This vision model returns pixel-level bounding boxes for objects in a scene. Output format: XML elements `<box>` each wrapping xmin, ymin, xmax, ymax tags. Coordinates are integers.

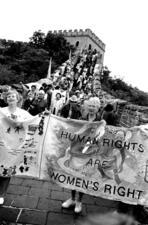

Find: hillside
<box><xmin>0</xmin><ymin>31</ymin><xmax>148</xmax><ymax>107</ymax></box>
<box><xmin>0</xmin><ymin>30</ymin><xmax>75</xmax><ymax>84</ymax></box>
<box><xmin>100</xmin><ymin>67</ymin><xmax>148</xmax><ymax>106</ymax></box>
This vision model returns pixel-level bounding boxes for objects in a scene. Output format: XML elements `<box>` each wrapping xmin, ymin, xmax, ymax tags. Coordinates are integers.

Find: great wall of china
<box><xmin>49</xmin><ymin>29</ymin><xmax>105</xmax><ymax>65</ymax></box>
<box><xmin>51</xmin><ymin>29</ymin><xmax>148</xmax><ymax>128</ymax></box>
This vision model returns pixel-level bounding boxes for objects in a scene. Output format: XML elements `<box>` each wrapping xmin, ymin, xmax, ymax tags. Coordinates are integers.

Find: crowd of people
<box><xmin>0</xmin><ymin>47</ymin><xmax>145</xmax><ymax>223</ymax></box>
<box><xmin>0</xmin><ymin>48</ymin><xmax>119</xmax><ymax>210</ymax></box>
<box><xmin>0</xmin><ymin>48</ymin><xmax>117</xmax><ymax>120</ymax></box>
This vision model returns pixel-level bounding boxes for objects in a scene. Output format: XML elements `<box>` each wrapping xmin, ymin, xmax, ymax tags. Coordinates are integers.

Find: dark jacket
<box><xmin>46</xmin><ymin>91</ymin><xmax>52</xmax><ymax>110</ymax></box>
<box><xmin>29</xmin><ymin>98</ymin><xmax>47</xmax><ymax>115</ymax></box>
<box><xmin>60</xmin><ymin>103</ymin><xmax>81</xmax><ymax>119</ymax></box>
<box><xmin>102</xmin><ymin>111</ymin><xmax>119</xmax><ymax>126</ymax></box>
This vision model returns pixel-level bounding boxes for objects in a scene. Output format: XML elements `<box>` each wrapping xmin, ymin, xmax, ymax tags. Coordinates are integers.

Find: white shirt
<box><xmin>0</xmin><ymin>107</ymin><xmax>33</xmax><ymax>122</ymax></box>
<box><xmin>52</xmin><ymin>98</ymin><xmax>64</xmax><ymax>115</ymax></box>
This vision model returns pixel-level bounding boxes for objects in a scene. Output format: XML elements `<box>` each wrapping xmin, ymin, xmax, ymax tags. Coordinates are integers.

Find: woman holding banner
<box><xmin>62</xmin><ymin>97</ymin><xmax>102</xmax><ymax>213</ymax></box>
<box><xmin>0</xmin><ymin>89</ymin><xmax>33</xmax><ymax>205</ymax></box>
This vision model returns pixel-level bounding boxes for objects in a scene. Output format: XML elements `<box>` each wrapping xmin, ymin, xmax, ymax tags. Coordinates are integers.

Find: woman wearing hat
<box><xmin>60</xmin><ymin>95</ymin><xmax>82</xmax><ymax>119</ymax></box>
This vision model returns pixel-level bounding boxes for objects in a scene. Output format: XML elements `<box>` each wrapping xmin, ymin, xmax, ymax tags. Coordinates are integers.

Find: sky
<box><xmin>0</xmin><ymin>0</ymin><xmax>148</xmax><ymax>93</ymax></box>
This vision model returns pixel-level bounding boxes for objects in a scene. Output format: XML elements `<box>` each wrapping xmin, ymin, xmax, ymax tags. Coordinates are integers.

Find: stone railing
<box><xmin>116</xmin><ymin>101</ymin><xmax>148</xmax><ymax>127</ymax></box>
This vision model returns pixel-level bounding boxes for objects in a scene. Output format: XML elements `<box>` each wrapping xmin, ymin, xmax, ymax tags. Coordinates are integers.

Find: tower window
<box><xmin>75</xmin><ymin>41</ymin><xmax>79</xmax><ymax>47</ymax></box>
<box><xmin>88</xmin><ymin>44</ymin><xmax>92</xmax><ymax>50</ymax></box>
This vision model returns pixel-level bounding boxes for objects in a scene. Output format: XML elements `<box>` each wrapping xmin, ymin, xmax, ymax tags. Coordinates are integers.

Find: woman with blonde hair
<box><xmin>1</xmin><ymin>89</ymin><xmax>33</xmax><ymax>120</ymax></box>
<box><xmin>0</xmin><ymin>89</ymin><xmax>33</xmax><ymax>205</ymax></box>
<box><xmin>62</xmin><ymin>97</ymin><xmax>103</xmax><ymax>213</ymax></box>
<box><xmin>82</xmin><ymin>97</ymin><xmax>101</xmax><ymax>121</ymax></box>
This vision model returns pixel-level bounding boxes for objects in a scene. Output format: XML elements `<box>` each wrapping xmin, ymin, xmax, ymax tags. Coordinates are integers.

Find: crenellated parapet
<box><xmin>50</xmin><ymin>29</ymin><xmax>105</xmax><ymax>51</ymax></box>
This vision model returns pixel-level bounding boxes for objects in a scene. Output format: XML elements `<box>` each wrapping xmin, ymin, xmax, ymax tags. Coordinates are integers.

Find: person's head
<box><xmin>93</xmin><ymin>81</ymin><xmax>101</xmax><ymax>93</ymax></box>
<box><xmin>55</xmin><ymin>85</ymin><xmax>60</xmax><ymax>90</ymax></box>
<box><xmin>99</xmin><ymin>94</ymin><xmax>106</xmax><ymax>108</ymax></box>
<box><xmin>104</xmin><ymin>104</ymin><xmax>114</xmax><ymax>112</ymax></box>
<box><xmin>69</xmin><ymin>95</ymin><xmax>78</xmax><ymax>106</ymax></box>
<box><xmin>44</xmin><ymin>83</ymin><xmax>50</xmax><ymax>92</ymax></box>
<box><xmin>47</xmin><ymin>84</ymin><xmax>53</xmax><ymax>91</ymax></box>
<box><xmin>5</xmin><ymin>89</ymin><xmax>20</xmax><ymax>106</ymax></box>
<box><xmin>87</xmin><ymin>97</ymin><xmax>100</xmax><ymax>115</ymax></box>
<box><xmin>78</xmin><ymin>212</ymin><xmax>137</xmax><ymax>225</ymax></box>
<box><xmin>38</xmin><ymin>90</ymin><xmax>45</xmax><ymax>100</ymax></box>
<box><xmin>42</xmin><ymin>83</ymin><xmax>47</xmax><ymax>88</ymax></box>
<box><xmin>75</xmin><ymin>90</ymin><xmax>80</xmax><ymax>98</ymax></box>
<box><xmin>56</xmin><ymin>92</ymin><xmax>61</xmax><ymax>100</ymax></box>
<box><xmin>31</xmin><ymin>85</ymin><xmax>36</xmax><ymax>92</ymax></box>
<box><xmin>27</xmin><ymin>91</ymin><xmax>34</xmax><ymax>99</ymax></box>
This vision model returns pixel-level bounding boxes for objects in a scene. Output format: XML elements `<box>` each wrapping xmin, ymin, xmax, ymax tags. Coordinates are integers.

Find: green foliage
<box><xmin>29</xmin><ymin>30</ymin><xmax>45</xmax><ymax>49</ymax></box>
<box><xmin>0</xmin><ymin>30</ymin><xmax>74</xmax><ymax>84</ymax></box>
<box><xmin>0</xmin><ymin>32</ymin><xmax>147</xmax><ymax>107</ymax></box>
<box><xmin>29</xmin><ymin>30</ymin><xmax>75</xmax><ymax>67</ymax></box>
<box><xmin>100</xmin><ymin>67</ymin><xmax>148</xmax><ymax>106</ymax></box>
<box><xmin>0</xmin><ymin>65</ymin><xmax>16</xmax><ymax>84</ymax></box>
<box><xmin>44</xmin><ymin>32</ymin><xmax>74</xmax><ymax>65</ymax></box>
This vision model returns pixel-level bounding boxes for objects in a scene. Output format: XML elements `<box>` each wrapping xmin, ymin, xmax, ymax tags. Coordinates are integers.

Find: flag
<box><xmin>47</xmin><ymin>58</ymin><xmax>52</xmax><ymax>79</ymax></box>
<box><xmin>69</xmin><ymin>50</ymin><xmax>71</xmax><ymax>62</ymax></box>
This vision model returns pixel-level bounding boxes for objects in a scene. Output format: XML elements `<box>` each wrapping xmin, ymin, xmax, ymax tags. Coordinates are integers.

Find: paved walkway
<box><xmin>0</xmin><ymin>176</ymin><xmax>147</xmax><ymax>225</ymax></box>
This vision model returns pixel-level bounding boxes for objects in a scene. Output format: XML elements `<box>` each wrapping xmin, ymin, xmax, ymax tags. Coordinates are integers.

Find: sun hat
<box><xmin>69</xmin><ymin>95</ymin><xmax>78</xmax><ymax>103</ymax></box>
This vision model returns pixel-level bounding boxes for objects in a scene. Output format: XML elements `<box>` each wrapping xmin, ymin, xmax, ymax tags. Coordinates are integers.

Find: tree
<box><xmin>15</xmin><ymin>47</ymin><xmax>49</xmax><ymax>82</ymax></box>
<box><xmin>44</xmin><ymin>32</ymin><xmax>75</xmax><ymax>66</ymax></box>
<box><xmin>0</xmin><ymin>39</ymin><xmax>50</xmax><ymax>84</ymax></box>
<box><xmin>0</xmin><ymin>65</ymin><xmax>16</xmax><ymax>84</ymax></box>
<box><xmin>29</xmin><ymin>30</ymin><xmax>75</xmax><ymax>68</ymax></box>
<box><xmin>101</xmin><ymin>66</ymin><xmax>148</xmax><ymax>106</ymax></box>
<box><xmin>29</xmin><ymin>30</ymin><xmax>45</xmax><ymax>49</ymax></box>
<box><xmin>4</xmin><ymin>41</ymin><xmax>28</xmax><ymax>60</ymax></box>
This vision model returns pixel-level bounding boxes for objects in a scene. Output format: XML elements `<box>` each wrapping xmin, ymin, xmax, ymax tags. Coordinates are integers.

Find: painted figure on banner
<box><xmin>57</xmin><ymin>120</ymin><xmax>106</xmax><ymax>177</ymax></box>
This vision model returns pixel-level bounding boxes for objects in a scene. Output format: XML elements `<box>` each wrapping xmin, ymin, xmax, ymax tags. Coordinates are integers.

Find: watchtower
<box><xmin>51</xmin><ymin>29</ymin><xmax>106</xmax><ymax>65</ymax></box>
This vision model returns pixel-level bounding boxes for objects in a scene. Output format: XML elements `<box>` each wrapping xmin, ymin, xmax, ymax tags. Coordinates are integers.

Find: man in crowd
<box><xmin>28</xmin><ymin>90</ymin><xmax>47</xmax><ymax>115</ymax></box>
<box><xmin>60</xmin><ymin>95</ymin><xmax>81</xmax><ymax>119</ymax></box>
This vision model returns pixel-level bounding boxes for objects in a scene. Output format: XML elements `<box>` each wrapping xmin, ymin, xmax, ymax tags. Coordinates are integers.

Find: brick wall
<box><xmin>116</xmin><ymin>102</ymin><xmax>148</xmax><ymax>127</ymax></box>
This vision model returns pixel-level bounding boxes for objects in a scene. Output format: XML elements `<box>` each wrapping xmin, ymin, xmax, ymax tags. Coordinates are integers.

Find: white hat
<box><xmin>39</xmin><ymin>90</ymin><xmax>45</xmax><ymax>95</ymax></box>
<box><xmin>69</xmin><ymin>95</ymin><xmax>78</xmax><ymax>103</ymax></box>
